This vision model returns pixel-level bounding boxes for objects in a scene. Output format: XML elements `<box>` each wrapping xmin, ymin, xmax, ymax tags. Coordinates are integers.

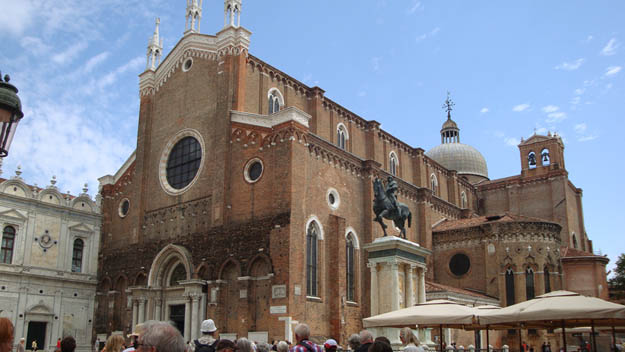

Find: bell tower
<box><xmin>518</xmin><ymin>131</ymin><xmax>565</xmax><ymax>176</ymax></box>
<box><xmin>224</xmin><ymin>0</ymin><xmax>242</xmax><ymax>28</ymax></box>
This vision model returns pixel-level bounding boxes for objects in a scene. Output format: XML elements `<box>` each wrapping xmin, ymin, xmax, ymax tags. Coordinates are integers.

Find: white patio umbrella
<box><xmin>477</xmin><ymin>290</ymin><xmax>625</xmax><ymax>351</ymax></box>
<box><xmin>363</xmin><ymin>300</ymin><xmax>477</xmax><ymax>352</ymax></box>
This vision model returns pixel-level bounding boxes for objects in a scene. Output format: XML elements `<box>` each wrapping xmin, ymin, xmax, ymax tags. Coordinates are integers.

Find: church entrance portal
<box><xmin>26</xmin><ymin>321</ymin><xmax>46</xmax><ymax>351</ymax></box>
<box><xmin>169</xmin><ymin>304</ymin><xmax>185</xmax><ymax>335</ymax></box>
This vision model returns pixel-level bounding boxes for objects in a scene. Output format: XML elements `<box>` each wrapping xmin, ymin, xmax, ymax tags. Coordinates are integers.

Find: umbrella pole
<box><xmin>486</xmin><ymin>326</ymin><xmax>490</xmax><ymax>352</ymax></box>
<box><xmin>591</xmin><ymin>321</ymin><xmax>596</xmax><ymax>352</ymax></box>
<box><xmin>440</xmin><ymin>325</ymin><xmax>444</xmax><ymax>352</ymax></box>
<box><xmin>561</xmin><ymin>320</ymin><xmax>567</xmax><ymax>352</ymax></box>
<box><xmin>613</xmin><ymin>325</ymin><xmax>617</xmax><ymax>352</ymax></box>
<box><xmin>519</xmin><ymin>326</ymin><xmax>522</xmax><ymax>352</ymax></box>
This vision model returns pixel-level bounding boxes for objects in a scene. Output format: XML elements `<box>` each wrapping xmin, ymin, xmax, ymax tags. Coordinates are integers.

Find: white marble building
<box><xmin>0</xmin><ymin>168</ymin><xmax>101</xmax><ymax>352</ymax></box>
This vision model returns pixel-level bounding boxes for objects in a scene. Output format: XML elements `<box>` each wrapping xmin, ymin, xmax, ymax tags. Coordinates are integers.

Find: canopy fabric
<box><xmin>363</xmin><ymin>299</ymin><xmax>477</xmax><ymax>328</ymax></box>
<box><xmin>478</xmin><ymin>290</ymin><xmax>625</xmax><ymax>326</ymax></box>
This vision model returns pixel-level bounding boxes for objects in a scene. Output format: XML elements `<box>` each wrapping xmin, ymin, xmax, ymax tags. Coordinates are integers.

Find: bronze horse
<box><xmin>372</xmin><ymin>177</ymin><xmax>411</xmax><ymax>239</ymax></box>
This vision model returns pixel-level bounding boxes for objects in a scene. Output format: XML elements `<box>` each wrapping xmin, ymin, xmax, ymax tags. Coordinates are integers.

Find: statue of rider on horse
<box><xmin>372</xmin><ymin>176</ymin><xmax>411</xmax><ymax>239</ymax></box>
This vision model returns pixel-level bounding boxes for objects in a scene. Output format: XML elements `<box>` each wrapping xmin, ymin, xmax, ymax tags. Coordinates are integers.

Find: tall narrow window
<box><xmin>525</xmin><ymin>267</ymin><xmax>535</xmax><ymax>300</ymax></box>
<box><xmin>430</xmin><ymin>174</ymin><xmax>438</xmax><ymax>196</ymax></box>
<box><xmin>544</xmin><ymin>266</ymin><xmax>551</xmax><ymax>293</ymax></box>
<box><xmin>572</xmin><ymin>233</ymin><xmax>578</xmax><ymax>249</ymax></box>
<box><xmin>1</xmin><ymin>226</ymin><xmax>15</xmax><ymax>264</ymax></box>
<box><xmin>505</xmin><ymin>268</ymin><xmax>515</xmax><ymax>306</ymax></box>
<box><xmin>346</xmin><ymin>234</ymin><xmax>355</xmax><ymax>302</ymax></box>
<box><xmin>337</xmin><ymin>124</ymin><xmax>348</xmax><ymax>150</ymax></box>
<box><xmin>389</xmin><ymin>152</ymin><xmax>398</xmax><ymax>176</ymax></box>
<box><xmin>461</xmin><ymin>192</ymin><xmax>467</xmax><ymax>209</ymax></box>
<box><xmin>268</xmin><ymin>90</ymin><xmax>282</xmax><ymax>114</ymax></box>
<box><xmin>306</xmin><ymin>222</ymin><xmax>318</xmax><ymax>297</ymax></box>
<box><xmin>72</xmin><ymin>239</ymin><xmax>84</xmax><ymax>273</ymax></box>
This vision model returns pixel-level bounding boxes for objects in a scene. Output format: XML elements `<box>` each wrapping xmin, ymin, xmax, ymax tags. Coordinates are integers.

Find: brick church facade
<box><xmin>95</xmin><ymin>0</ymin><xmax>608</xmax><ymax>347</ymax></box>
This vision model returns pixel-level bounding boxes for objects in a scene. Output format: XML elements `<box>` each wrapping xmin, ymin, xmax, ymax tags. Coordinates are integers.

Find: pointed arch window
<box><xmin>337</xmin><ymin>124</ymin><xmax>348</xmax><ymax>150</ymax></box>
<box><xmin>525</xmin><ymin>267</ymin><xmax>535</xmax><ymax>300</ymax></box>
<box><xmin>389</xmin><ymin>152</ymin><xmax>398</xmax><ymax>176</ymax></box>
<box><xmin>544</xmin><ymin>266</ymin><xmax>551</xmax><ymax>293</ymax></box>
<box><xmin>430</xmin><ymin>174</ymin><xmax>438</xmax><ymax>196</ymax></box>
<box><xmin>169</xmin><ymin>263</ymin><xmax>187</xmax><ymax>286</ymax></box>
<box><xmin>505</xmin><ymin>268</ymin><xmax>515</xmax><ymax>306</ymax></box>
<box><xmin>268</xmin><ymin>89</ymin><xmax>283</xmax><ymax>115</ymax></box>
<box><xmin>306</xmin><ymin>222</ymin><xmax>319</xmax><ymax>297</ymax></box>
<box><xmin>346</xmin><ymin>233</ymin><xmax>355</xmax><ymax>302</ymax></box>
<box><xmin>461</xmin><ymin>192</ymin><xmax>467</xmax><ymax>209</ymax></box>
<box><xmin>1</xmin><ymin>226</ymin><xmax>15</xmax><ymax>264</ymax></box>
<box><xmin>71</xmin><ymin>238</ymin><xmax>84</xmax><ymax>272</ymax></box>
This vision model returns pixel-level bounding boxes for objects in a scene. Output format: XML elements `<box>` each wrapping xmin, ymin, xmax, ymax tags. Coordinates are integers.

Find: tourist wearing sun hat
<box><xmin>194</xmin><ymin>320</ymin><xmax>219</xmax><ymax>352</ymax></box>
<box><xmin>323</xmin><ymin>339</ymin><xmax>338</xmax><ymax>352</ymax></box>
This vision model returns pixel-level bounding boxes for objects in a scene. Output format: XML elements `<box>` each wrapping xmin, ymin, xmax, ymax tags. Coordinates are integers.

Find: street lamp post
<box><xmin>0</xmin><ymin>71</ymin><xmax>24</xmax><ymax>157</ymax></box>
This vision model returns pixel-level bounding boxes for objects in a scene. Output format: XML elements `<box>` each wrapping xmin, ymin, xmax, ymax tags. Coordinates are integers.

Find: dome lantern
<box><xmin>441</xmin><ymin>92</ymin><xmax>460</xmax><ymax>144</ymax></box>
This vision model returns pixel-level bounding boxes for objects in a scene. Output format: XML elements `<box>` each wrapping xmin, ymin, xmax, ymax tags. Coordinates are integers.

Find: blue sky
<box><xmin>1</xmin><ymin>1</ymin><xmax>623</xmax><ymax>275</ymax></box>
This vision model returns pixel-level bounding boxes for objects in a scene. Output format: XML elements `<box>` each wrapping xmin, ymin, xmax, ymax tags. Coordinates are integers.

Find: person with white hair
<box><xmin>355</xmin><ymin>331</ymin><xmax>373</xmax><ymax>352</ymax></box>
<box><xmin>137</xmin><ymin>320</ymin><xmax>186</xmax><ymax>352</ymax></box>
<box><xmin>289</xmin><ymin>324</ymin><xmax>322</xmax><ymax>352</ymax></box>
<box><xmin>276</xmin><ymin>342</ymin><xmax>289</xmax><ymax>352</ymax></box>
<box><xmin>236</xmin><ymin>338</ymin><xmax>253</xmax><ymax>352</ymax></box>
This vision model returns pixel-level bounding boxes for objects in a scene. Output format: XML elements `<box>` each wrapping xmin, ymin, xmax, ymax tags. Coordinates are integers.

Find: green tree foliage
<box><xmin>609</xmin><ymin>253</ymin><xmax>625</xmax><ymax>289</ymax></box>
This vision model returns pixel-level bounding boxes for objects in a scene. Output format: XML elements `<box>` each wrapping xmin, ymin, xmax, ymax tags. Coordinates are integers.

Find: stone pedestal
<box><xmin>363</xmin><ymin>236</ymin><xmax>431</xmax><ymax>348</ymax></box>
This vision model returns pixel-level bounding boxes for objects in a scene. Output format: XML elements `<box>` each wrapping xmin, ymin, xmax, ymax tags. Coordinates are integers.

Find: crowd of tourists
<box><xmin>0</xmin><ymin>317</ymin><xmax>429</xmax><ymax>352</ymax></box>
<box><xmin>2</xmin><ymin>317</ymin><xmax>624</xmax><ymax>352</ymax></box>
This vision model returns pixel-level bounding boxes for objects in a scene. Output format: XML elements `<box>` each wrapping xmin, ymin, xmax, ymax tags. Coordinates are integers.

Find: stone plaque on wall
<box><xmin>294</xmin><ymin>285</ymin><xmax>301</xmax><ymax>296</ymax></box>
<box><xmin>248</xmin><ymin>331</ymin><xmax>269</xmax><ymax>344</ymax></box>
<box><xmin>270</xmin><ymin>305</ymin><xmax>287</xmax><ymax>314</ymax></box>
<box><xmin>240</xmin><ymin>289</ymin><xmax>247</xmax><ymax>299</ymax></box>
<box><xmin>272</xmin><ymin>285</ymin><xmax>286</xmax><ymax>299</ymax></box>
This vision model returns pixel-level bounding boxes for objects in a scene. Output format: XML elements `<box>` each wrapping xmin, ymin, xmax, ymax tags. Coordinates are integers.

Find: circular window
<box><xmin>159</xmin><ymin>129</ymin><xmax>205</xmax><ymax>196</ymax></box>
<box><xmin>326</xmin><ymin>188</ymin><xmax>340</xmax><ymax>210</ymax></box>
<box><xmin>119</xmin><ymin>199</ymin><xmax>130</xmax><ymax>218</ymax></box>
<box><xmin>182</xmin><ymin>58</ymin><xmax>193</xmax><ymax>72</ymax></box>
<box><xmin>449</xmin><ymin>253</ymin><xmax>471</xmax><ymax>276</ymax></box>
<box><xmin>244</xmin><ymin>158</ymin><xmax>264</xmax><ymax>183</ymax></box>
<box><xmin>166</xmin><ymin>137</ymin><xmax>202</xmax><ymax>190</ymax></box>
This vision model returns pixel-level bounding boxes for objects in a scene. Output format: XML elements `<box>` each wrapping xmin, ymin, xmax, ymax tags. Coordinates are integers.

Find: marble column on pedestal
<box><xmin>418</xmin><ymin>267</ymin><xmax>426</xmax><ymax>304</ymax></box>
<box><xmin>191</xmin><ymin>294</ymin><xmax>200</xmax><ymax>341</ymax></box>
<box><xmin>390</xmin><ymin>261</ymin><xmax>400</xmax><ymax>311</ymax></box>
<box><xmin>200</xmin><ymin>294</ymin><xmax>207</xmax><ymax>321</ymax></box>
<box><xmin>406</xmin><ymin>265</ymin><xmax>416</xmax><ymax>307</ymax></box>
<box><xmin>155</xmin><ymin>299</ymin><xmax>162</xmax><ymax>321</ymax></box>
<box><xmin>184</xmin><ymin>296</ymin><xmax>191</xmax><ymax>341</ymax></box>
<box><xmin>132</xmin><ymin>299</ymin><xmax>138</xmax><ymax>329</ymax></box>
<box><xmin>368</xmin><ymin>263</ymin><xmax>379</xmax><ymax>316</ymax></box>
<box><xmin>138</xmin><ymin>299</ymin><xmax>146</xmax><ymax>324</ymax></box>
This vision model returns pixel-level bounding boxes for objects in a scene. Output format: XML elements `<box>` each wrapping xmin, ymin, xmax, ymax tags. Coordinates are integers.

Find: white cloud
<box><xmin>371</xmin><ymin>57</ymin><xmax>381</xmax><ymax>71</ymax></box>
<box><xmin>546</xmin><ymin>112</ymin><xmax>567</xmax><ymax>123</ymax></box>
<box><xmin>604</xmin><ymin>66</ymin><xmax>622</xmax><ymax>77</ymax></box>
<box><xmin>541</xmin><ymin>105</ymin><xmax>559</xmax><ymax>113</ymax></box>
<box><xmin>574</xmin><ymin>123</ymin><xmax>587</xmax><ymax>133</ymax></box>
<box><xmin>52</xmin><ymin>41</ymin><xmax>89</xmax><ymax>65</ymax></box>
<box><xmin>83</xmin><ymin>52</ymin><xmax>110</xmax><ymax>74</ymax></box>
<box><xmin>416</xmin><ymin>27</ymin><xmax>440</xmax><ymax>42</ymax></box>
<box><xmin>0</xmin><ymin>0</ymin><xmax>35</xmax><ymax>35</ymax></box>
<box><xmin>574</xmin><ymin>88</ymin><xmax>585</xmax><ymax>95</ymax></box>
<box><xmin>601</xmin><ymin>38</ymin><xmax>620</xmax><ymax>56</ymax></box>
<box><xmin>480</xmin><ymin>107</ymin><xmax>489</xmax><ymax>114</ymax></box>
<box><xmin>512</xmin><ymin>104</ymin><xmax>530</xmax><ymax>112</ymax></box>
<box><xmin>504</xmin><ymin>137</ymin><xmax>520</xmax><ymax>147</ymax></box>
<box><xmin>578</xmin><ymin>135</ymin><xmax>597</xmax><ymax>142</ymax></box>
<box><xmin>96</xmin><ymin>56</ymin><xmax>143</xmax><ymax>90</ymax></box>
<box><xmin>585</xmin><ymin>35</ymin><xmax>593</xmax><ymax>42</ymax></box>
<box><xmin>570</xmin><ymin>96</ymin><xmax>581</xmax><ymax>106</ymax></box>
<box><xmin>555</xmin><ymin>58</ymin><xmax>585</xmax><ymax>71</ymax></box>
<box><xmin>406</xmin><ymin>1</ymin><xmax>422</xmax><ymax>14</ymax></box>
<box><xmin>20</xmin><ymin>36</ymin><xmax>51</xmax><ymax>56</ymax></box>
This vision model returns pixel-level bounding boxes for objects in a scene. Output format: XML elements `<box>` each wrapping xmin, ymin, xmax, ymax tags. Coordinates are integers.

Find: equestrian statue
<box><xmin>372</xmin><ymin>176</ymin><xmax>412</xmax><ymax>239</ymax></box>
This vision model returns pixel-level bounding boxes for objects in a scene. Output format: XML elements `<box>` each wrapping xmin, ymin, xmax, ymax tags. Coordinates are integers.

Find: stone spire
<box><xmin>185</xmin><ymin>0</ymin><xmax>203</xmax><ymax>33</ymax></box>
<box><xmin>224</xmin><ymin>0</ymin><xmax>242</xmax><ymax>28</ymax></box>
<box><xmin>146</xmin><ymin>18</ymin><xmax>163</xmax><ymax>71</ymax></box>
